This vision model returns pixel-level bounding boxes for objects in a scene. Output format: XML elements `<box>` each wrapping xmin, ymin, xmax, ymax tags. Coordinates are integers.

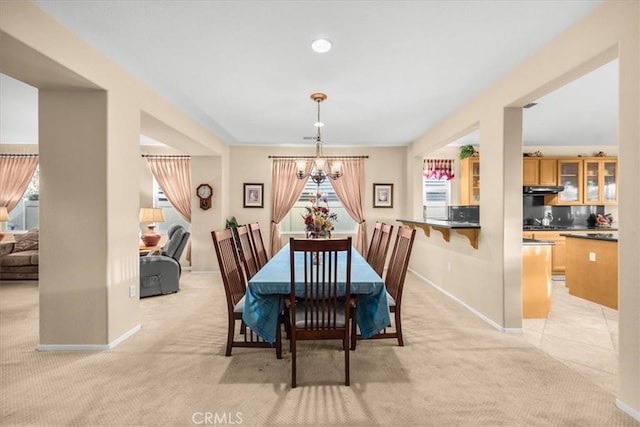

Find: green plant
<box><xmin>460</xmin><ymin>144</ymin><xmax>476</xmax><ymax>159</ymax></box>
<box><xmin>225</xmin><ymin>216</ymin><xmax>239</xmax><ymax>229</ymax></box>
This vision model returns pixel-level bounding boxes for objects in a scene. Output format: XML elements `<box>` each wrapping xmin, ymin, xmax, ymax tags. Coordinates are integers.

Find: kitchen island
<box><xmin>561</xmin><ymin>233</ymin><xmax>618</xmax><ymax>309</ymax></box>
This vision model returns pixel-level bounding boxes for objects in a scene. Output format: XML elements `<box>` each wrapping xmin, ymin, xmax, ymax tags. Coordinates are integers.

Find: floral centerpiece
<box><xmin>302</xmin><ymin>192</ymin><xmax>337</xmax><ymax>238</ymax></box>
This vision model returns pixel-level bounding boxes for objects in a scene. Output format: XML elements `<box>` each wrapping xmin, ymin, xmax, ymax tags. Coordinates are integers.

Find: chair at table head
<box><xmin>139</xmin><ymin>224</ymin><xmax>190</xmax><ymax>298</ymax></box>
<box><xmin>288</xmin><ymin>236</ymin><xmax>353</xmax><ymax>388</ymax></box>
<box><xmin>211</xmin><ymin>228</ymin><xmax>281</xmax><ymax>358</ymax></box>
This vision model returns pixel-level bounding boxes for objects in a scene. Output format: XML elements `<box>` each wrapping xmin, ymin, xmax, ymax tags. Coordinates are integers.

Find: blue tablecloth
<box><xmin>243</xmin><ymin>242</ymin><xmax>391</xmax><ymax>344</ymax></box>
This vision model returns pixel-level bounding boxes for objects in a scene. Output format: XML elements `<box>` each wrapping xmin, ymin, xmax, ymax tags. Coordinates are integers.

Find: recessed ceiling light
<box><xmin>311</xmin><ymin>38</ymin><xmax>332</xmax><ymax>53</ymax></box>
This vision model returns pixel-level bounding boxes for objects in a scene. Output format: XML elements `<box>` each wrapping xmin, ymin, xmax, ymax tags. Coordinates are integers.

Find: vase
<box><xmin>141</xmin><ymin>224</ymin><xmax>161</xmax><ymax>247</ymax></box>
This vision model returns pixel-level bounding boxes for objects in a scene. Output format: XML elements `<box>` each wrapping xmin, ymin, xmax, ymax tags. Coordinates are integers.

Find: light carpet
<box><xmin>1</xmin><ymin>271</ymin><xmax>638</xmax><ymax>426</ymax></box>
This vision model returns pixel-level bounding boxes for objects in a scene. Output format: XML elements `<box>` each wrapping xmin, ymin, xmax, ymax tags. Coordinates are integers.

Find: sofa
<box><xmin>0</xmin><ymin>229</ymin><xmax>39</xmax><ymax>280</ymax></box>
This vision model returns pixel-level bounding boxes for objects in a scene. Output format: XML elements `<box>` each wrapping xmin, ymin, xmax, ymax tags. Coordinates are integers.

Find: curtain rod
<box><xmin>268</xmin><ymin>155</ymin><xmax>368</xmax><ymax>159</ymax></box>
<box><xmin>141</xmin><ymin>154</ymin><xmax>191</xmax><ymax>158</ymax></box>
<box><xmin>0</xmin><ymin>154</ymin><xmax>39</xmax><ymax>157</ymax></box>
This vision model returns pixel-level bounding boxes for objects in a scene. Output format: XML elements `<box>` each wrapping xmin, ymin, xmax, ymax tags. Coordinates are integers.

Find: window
<box><xmin>423</xmin><ymin>177</ymin><xmax>450</xmax><ymax>220</ymax></box>
<box><xmin>6</xmin><ymin>166</ymin><xmax>39</xmax><ymax>231</ymax></box>
<box><xmin>153</xmin><ymin>179</ymin><xmax>190</xmax><ymax>233</ymax></box>
<box><xmin>280</xmin><ymin>179</ymin><xmax>357</xmax><ymax>233</ymax></box>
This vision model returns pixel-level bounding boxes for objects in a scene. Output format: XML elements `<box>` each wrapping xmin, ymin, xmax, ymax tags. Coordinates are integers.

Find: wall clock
<box><xmin>196</xmin><ymin>183</ymin><xmax>213</xmax><ymax>210</ymax></box>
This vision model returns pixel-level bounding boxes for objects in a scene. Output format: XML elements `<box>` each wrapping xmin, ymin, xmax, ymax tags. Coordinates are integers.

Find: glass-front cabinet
<box><xmin>460</xmin><ymin>157</ymin><xmax>480</xmax><ymax>205</ymax></box>
<box><xmin>583</xmin><ymin>157</ymin><xmax>617</xmax><ymax>204</ymax></box>
<box><xmin>557</xmin><ymin>159</ymin><xmax>583</xmax><ymax>204</ymax></box>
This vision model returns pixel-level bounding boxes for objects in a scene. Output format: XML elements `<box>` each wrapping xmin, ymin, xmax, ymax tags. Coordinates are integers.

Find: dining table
<box><xmin>243</xmin><ymin>241</ymin><xmax>392</xmax><ymax>344</ymax></box>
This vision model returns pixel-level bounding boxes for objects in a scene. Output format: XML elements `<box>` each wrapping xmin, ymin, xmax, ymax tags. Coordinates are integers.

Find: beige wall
<box><xmin>408</xmin><ymin>0</ymin><xmax>639</xmax><ymax>416</ymax></box>
<box><xmin>228</xmin><ymin>145</ymin><xmax>406</xmax><ymax>259</ymax></box>
<box><xmin>1</xmin><ymin>0</ymin><xmax>638</xmax><ymax>419</ymax></box>
<box><xmin>0</xmin><ymin>0</ymin><xmax>227</xmax><ymax>348</ymax></box>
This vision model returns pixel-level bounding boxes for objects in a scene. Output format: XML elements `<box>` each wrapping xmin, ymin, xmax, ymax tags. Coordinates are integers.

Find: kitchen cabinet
<box><xmin>522</xmin><ymin>242</ymin><xmax>553</xmax><ymax>318</ymax></box>
<box><xmin>460</xmin><ymin>157</ymin><xmax>480</xmax><ymax>205</ymax></box>
<box><xmin>523</xmin><ymin>158</ymin><xmax>557</xmax><ymax>186</ymax></box>
<box><xmin>583</xmin><ymin>157</ymin><xmax>617</xmax><ymax>204</ymax></box>
<box><xmin>556</xmin><ymin>159</ymin><xmax>583</xmax><ymax>204</ymax></box>
<box><xmin>538</xmin><ymin>159</ymin><xmax>558</xmax><ymax>185</ymax></box>
<box><xmin>522</xmin><ymin>158</ymin><xmax>539</xmax><ymax>185</ymax></box>
<box><xmin>523</xmin><ymin>230</ymin><xmax>615</xmax><ymax>274</ymax></box>
<box><xmin>564</xmin><ymin>234</ymin><xmax>618</xmax><ymax>309</ymax></box>
<box><xmin>522</xmin><ymin>232</ymin><xmax>565</xmax><ymax>274</ymax></box>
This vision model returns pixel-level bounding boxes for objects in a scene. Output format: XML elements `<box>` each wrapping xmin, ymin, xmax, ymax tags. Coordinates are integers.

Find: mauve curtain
<box><xmin>0</xmin><ymin>155</ymin><xmax>39</xmax><ymax>212</ymax></box>
<box><xmin>146</xmin><ymin>156</ymin><xmax>192</xmax><ymax>260</ymax></box>
<box><xmin>270</xmin><ymin>159</ymin><xmax>312</xmax><ymax>256</ymax></box>
<box><xmin>328</xmin><ymin>158</ymin><xmax>366</xmax><ymax>255</ymax></box>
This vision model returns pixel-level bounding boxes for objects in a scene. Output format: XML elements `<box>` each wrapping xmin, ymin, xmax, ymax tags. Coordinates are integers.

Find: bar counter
<box><xmin>397</xmin><ymin>219</ymin><xmax>480</xmax><ymax>249</ymax></box>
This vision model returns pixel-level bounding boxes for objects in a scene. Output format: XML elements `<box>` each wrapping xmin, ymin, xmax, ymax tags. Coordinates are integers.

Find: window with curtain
<box><xmin>153</xmin><ymin>178</ymin><xmax>190</xmax><ymax>233</ymax></box>
<box><xmin>423</xmin><ymin>159</ymin><xmax>453</xmax><ymax>220</ymax></box>
<box><xmin>279</xmin><ymin>178</ymin><xmax>357</xmax><ymax>234</ymax></box>
<box><xmin>6</xmin><ymin>165</ymin><xmax>40</xmax><ymax>231</ymax></box>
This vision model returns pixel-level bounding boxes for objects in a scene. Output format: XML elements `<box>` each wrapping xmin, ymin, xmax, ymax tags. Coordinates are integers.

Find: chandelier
<box><xmin>296</xmin><ymin>93</ymin><xmax>342</xmax><ymax>184</ymax></box>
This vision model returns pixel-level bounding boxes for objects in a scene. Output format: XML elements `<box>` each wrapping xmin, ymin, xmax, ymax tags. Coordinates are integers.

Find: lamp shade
<box><xmin>139</xmin><ymin>207</ymin><xmax>165</xmax><ymax>223</ymax></box>
<box><xmin>0</xmin><ymin>207</ymin><xmax>9</xmax><ymax>222</ymax></box>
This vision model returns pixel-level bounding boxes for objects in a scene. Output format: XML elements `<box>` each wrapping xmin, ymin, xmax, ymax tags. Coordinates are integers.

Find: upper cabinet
<box><xmin>545</xmin><ymin>156</ymin><xmax>618</xmax><ymax>205</ymax></box>
<box><xmin>460</xmin><ymin>157</ymin><xmax>480</xmax><ymax>205</ymax></box>
<box><xmin>583</xmin><ymin>157</ymin><xmax>617</xmax><ymax>204</ymax></box>
<box><xmin>556</xmin><ymin>159</ymin><xmax>583</xmax><ymax>204</ymax></box>
<box><xmin>523</xmin><ymin>158</ymin><xmax>557</xmax><ymax>186</ymax></box>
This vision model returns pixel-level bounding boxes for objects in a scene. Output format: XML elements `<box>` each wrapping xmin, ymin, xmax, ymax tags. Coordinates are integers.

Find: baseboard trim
<box><xmin>190</xmin><ymin>270</ymin><xmax>217</xmax><ymax>275</ymax></box>
<box><xmin>37</xmin><ymin>323</ymin><xmax>141</xmax><ymax>351</ymax></box>
<box><xmin>616</xmin><ymin>398</ymin><xmax>640</xmax><ymax>422</ymax></box>
<box><xmin>408</xmin><ymin>268</ymin><xmax>523</xmax><ymax>334</ymax></box>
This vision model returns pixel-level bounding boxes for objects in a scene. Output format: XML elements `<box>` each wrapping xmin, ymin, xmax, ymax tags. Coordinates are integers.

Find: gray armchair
<box><xmin>140</xmin><ymin>224</ymin><xmax>190</xmax><ymax>298</ymax></box>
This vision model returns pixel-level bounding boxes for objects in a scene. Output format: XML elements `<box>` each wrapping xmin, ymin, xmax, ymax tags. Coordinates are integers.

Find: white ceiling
<box><xmin>1</xmin><ymin>1</ymin><xmax>616</xmax><ymax>148</ymax></box>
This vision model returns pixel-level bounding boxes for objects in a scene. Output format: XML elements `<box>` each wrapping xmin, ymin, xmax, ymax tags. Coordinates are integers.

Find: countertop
<box><xmin>560</xmin><ymin>233</ymin><xmax>618</xmax><ymax>242</ymax></box>
<box><xmin>523</xmin><ymin>238</ymin><xmax>555</xmax><ymax>246</ymax></box>
<box><xmin>523</xmin><ymin>225</ymin><xmax>617</xmax><ymax>232</ymax></box>
<box><xmin>398</xmin><ymin>219</ymin><xmax>480</xmax><ymax>229</ymax></box>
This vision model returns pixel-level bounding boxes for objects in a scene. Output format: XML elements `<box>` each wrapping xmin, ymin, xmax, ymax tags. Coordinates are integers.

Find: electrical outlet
<box><xmin>589</xmin><ymin>252</ymin><xmax>596</xmax><ymax>262</ymax></box>
<box><xmin>447</xmin><ymin>261</ymin><xmax>452</xmax><ymax>271</ymax></box>
<box><xmin>129</xmin><ymin>285</ymin><xmax>136</xmax><ymax>298</ymax></box>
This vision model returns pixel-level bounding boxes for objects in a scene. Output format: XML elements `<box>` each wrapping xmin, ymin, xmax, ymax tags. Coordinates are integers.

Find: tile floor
<box><xmin>522</xmin><ymin>278</ymin><xmax>619</xmax><ymax>394</ymax></box>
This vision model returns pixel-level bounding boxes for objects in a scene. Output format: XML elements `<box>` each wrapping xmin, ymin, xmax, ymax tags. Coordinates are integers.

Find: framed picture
<box><xmin>243</xmin><ymin>183</ymin><xmax>264</xmax><ymax>208</ymax></box>
<box><xmin>373</xmin><ymin>183</ymin><xmax>393</xmax><ymax>208</ymax></box>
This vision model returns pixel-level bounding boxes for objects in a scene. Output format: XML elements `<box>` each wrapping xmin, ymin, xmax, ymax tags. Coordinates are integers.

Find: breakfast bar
<box><xmin>397</xmin><ymin>219</ymin><xmax>480</xmax><ymax>249</ymax></box>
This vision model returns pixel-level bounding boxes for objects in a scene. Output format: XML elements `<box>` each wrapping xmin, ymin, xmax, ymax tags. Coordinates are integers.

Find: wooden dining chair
<box><xmin>373</xmin><ymin>226</ymin><xmax>416</xmax><ymax>346</ymax></box>
<box><xmin>366</xmin><ymin>221</ymin><xmax>382</xmax><ymax>266</ymax></box>
<box><xmin>288</xmin><ymin>237</ymin><xmax>353</xmax><ymax>388</ymax></box>
<box><xmin>211</xmin><ymin>228</ymin><xmax>281</xmax><ymax>358</ymax></box>
<box><xmin>249</xmin><ymin>222</ymin><xmax>269</xmax><ymax>269</ymax></box>
<box><xmin>235</xmin><ymin>225</ymin><xmax>260</xmax><ymax>280</ymax></box>
<box><xmin>371</xmin><ymin>223</ymin><xmax>394</xmax><ymax>277</ymax></box>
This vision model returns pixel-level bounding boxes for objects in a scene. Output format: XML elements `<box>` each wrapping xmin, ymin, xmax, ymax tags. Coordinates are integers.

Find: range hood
<box><xmin>523</xmin><ymin>185</ymin><xmax>565</xmax><ymax>195</ymax></box>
